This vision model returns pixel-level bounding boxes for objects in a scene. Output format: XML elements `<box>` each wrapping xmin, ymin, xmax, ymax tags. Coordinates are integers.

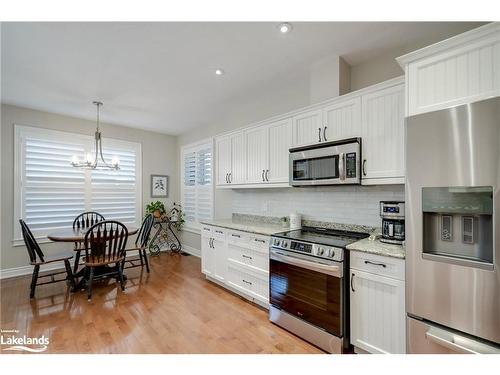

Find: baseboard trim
<box><xmin>181</xmin><ymin>244</ymin><xmax>200</xmax><ymax>258</ymax></box>
<box><xmin>0</xmin><ymin>246</ymin><xmax>199</xmax><ymax>280</ymax></box>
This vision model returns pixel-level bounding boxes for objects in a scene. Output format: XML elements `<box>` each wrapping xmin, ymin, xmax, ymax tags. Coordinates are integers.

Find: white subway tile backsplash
<box><xmin>231</xmin><ymin>185</ymin><xmax>405</xmax><ymax>227</ymax></box>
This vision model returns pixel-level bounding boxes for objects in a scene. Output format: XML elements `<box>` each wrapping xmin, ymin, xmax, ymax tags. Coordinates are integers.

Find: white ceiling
<box><xmin>1</xmin><ymin>22</ymin><xmax>483</xmax><ymax>135</ymax></box>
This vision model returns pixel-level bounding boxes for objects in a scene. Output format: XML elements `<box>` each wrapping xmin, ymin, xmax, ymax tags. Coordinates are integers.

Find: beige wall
<box><xmin>0</xmin><ymin>104</ymin><xmax>179</xmax><ymax>272</ymax></box>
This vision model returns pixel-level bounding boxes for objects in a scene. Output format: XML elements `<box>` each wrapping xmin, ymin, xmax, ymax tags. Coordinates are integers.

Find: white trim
<box><xmin>181</xmin><ymin>244</ymin><xmax>201</xmax><ymax>258</ymax></box>
<box><xmin>181</xmin><ymin>226</ymin><xmax>201</xmax><ymax>235</ymax></box>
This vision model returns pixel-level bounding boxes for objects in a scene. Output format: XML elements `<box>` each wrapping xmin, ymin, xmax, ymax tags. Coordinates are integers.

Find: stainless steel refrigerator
<box><xmin>406</xmin><ymin>97</ymin><xmax>500</xmax><ymax>354</ymax></box>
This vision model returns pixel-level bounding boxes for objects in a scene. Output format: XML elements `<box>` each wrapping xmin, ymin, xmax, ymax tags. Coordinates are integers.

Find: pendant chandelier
<box><xmin>71</xmin><ymin>101</ymin><xmax>120</xmax><ymax>170</ymax></box>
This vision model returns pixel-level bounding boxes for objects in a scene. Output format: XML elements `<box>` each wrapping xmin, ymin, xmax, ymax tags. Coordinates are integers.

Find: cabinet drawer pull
<box><xmin>350</xmin><ymin>272</ymin><xmax>355</xmax><ymax>292</ymax></box>
<box><xmin>318</xmin><ymin>127</ymin><xmax>322</xmax><ymax>142</ymax></box>
<box><xmin>203</xmin><ymin>227</ymin><xmax>210</xmax><ymax>232</ymax></box>
<box><xmin>215</xmin><ymin>230</ymin><xmax>223</xmax><ymax>234</ymax></box>
<box><xmin>362</xmin><ymin>159</ymin><xmax>367</xmax><ymax>176</ymax></box>
<box><xmin>364</xmin><ymin>260</ymin><xmax>387</xmax><ymax>268</ymax></box>
<box><xmin>323</xmin><ymin>126</ymin><xmax>327</xmax><ymax>141</ymax></box>
<box><xmin>242</xmin><ymin>279</ymin><xmax>253</xmax><ymax>285</ymax></box>
<box><xmin>254</xmin><ymin>238</ymin><xmax>266</xmax><ymax>243</ymax></box>
<box><xmin>242</xmin><ymin>254</ymin><xmax>253</xmax><ymax>260</ymax></box>
<box><xmin>231</xmin><ymin>233</ymin><xmax>241</xmax><ymax>238</ymax></box>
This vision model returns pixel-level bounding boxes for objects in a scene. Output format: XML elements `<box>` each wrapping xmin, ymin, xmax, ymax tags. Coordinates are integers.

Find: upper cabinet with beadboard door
<box><xmin>230</xmin><ymin>131</ymin><xmax>246</xmax><ymax>185</ymax></box>
<box><xmin>322</xmin><ymin>97</ymin><xmax>362</xmax><ymax>141</ymax></box>
<box><xmin>397</xmin><ymin>23</ymin><xmax>500</xmax><ymax>116</ymax></box>
<box><xmin>292</xmin><ymin>108</ymin><xmax>324</xmax><ymax>147</ymax></box>
<box><xmin>361</xmin><ymin>78</ymin><xmax>405</xmax><ymax>185</ymax></box>
<box><xmin>266</xmin><ymin>118</ymin><xmax>292</xmax><ymax>183</ymax></box>
<box><xmin>245</xmin><ymin>126</ymin><xmax>269</xmax><ymax>184</ymax></box>
<box><xmin>216</xmin><ymin>135</ymin><xmax>231</xmax><ymax>186</ymax></box>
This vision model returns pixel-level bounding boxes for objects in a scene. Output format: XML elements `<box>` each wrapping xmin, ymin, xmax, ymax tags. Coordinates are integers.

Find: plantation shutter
<box><xmin>181</xmin><ymin>141</ymin><xmax>213</xmax><ymax>228</ymax></box>
<box><xmin>15</xmin><ymin>125</ymin><xmax>141</xmax><ymax>241</ymax></box>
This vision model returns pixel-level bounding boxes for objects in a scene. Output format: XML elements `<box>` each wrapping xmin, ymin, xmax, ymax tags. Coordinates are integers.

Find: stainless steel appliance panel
<box><xmin>407</xmin><ymin>317</ymin><xmax>500</xmax><ymax>354</ymax></box>
<box><xmin>406</xmin><ymin>97</ymin><xmax>500</xmax><ymax>344</ymax></box>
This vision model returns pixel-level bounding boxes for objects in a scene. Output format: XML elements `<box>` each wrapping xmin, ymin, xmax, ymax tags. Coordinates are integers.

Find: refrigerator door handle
<box><xmin>425</xmin><ymin>326</ymin><xmax>500</xmax><ymax>354</ymax></box>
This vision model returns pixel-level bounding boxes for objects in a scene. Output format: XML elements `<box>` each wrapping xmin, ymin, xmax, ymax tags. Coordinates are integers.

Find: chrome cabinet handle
<box><xmin>225</xmin><ymin>173</ymin><xmax>229</xmax><ymax>183</ymax></box>
<box><xmin>229</xmin><ymin>172</ymin><xmax>232</xmax><ymax>183</ymax></box>
<box><xmin>323</xmin><ymin>126</ymin><xmax>327</xmax><ymax>141</ymax></box>
<box><xmin>209</xmin><ymin>238</ymin><xmax>213</xmax><ymax>248</ymax></box>
<box><xmin>242</xmin><ymin>279</ymin><xmax>253</xmax><ymax>285</ymax></box>
<box><xmin>231</xmin><ymin>233</ymin><xmax>240</xmax><ymax>238</ymax></box>
<box><xmin>254</xmin><ymin>238</ymin><xmax>266</xmax><ymax>243</ymax></box>
<box><xmin>265</xmin><ymin>169</ymin><xmax>269</xmax><ymax>181</ymax></box>
<box><xmin>318</xmin><ymin>127</ymin><xmax>322</xmax><ymax>142</ymax></box>
<box><xmin>242</xmin><ymin>254</ymin><xmax>252</xmax><ymax>260</ymax></box>
<box><xmin>362</xmin><ymin>159</ymin><xmax>367</xmax><ymax>176</ymax></box>
<box><xmin>262</xmin><ymin>169</ymin><xmax>265</xmax><ymax>182</ymax></box>
<box><xmin>215</xmin><ymin>230</ymin><xmax>223</xmax><ymax>234</ymax></box>
<box><xmin>351</xmin><ymin>272</ymin><xmax>355</xmax><ymax>292</ymax></box>
<box><xmin>364</xmin><ymin>260</ymin><xmax>386</xmax><ymax>268</ymax></box>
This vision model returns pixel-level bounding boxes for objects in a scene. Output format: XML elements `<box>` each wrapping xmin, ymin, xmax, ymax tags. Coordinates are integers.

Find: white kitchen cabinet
<box><xmin>350</xmin><ymin>251</ymin><xmax>406</xmax><ymax>354</ymax></box>
<box><xmin>216</xmin><ymin>131</ymin><xmax>246</xmax><ymax>186</ymax></box>
<box><xmin>216</xmin><ymin>136</ymin><xmax>231</xmax><ymax>186</ymax></box>
<box><xmin>361</xmin><ymin>80</ymin><xmax>405</xmax><ymax>185</ymax></box>
<box><xmin>292</xmin><ymin>109</ymin><xmax>323</xmax><ymax>146</ymax></box>
<box><xmin>201</xmin><ymin>226</ymin><xmax>215</xmax><ymax>277</ymax></box>
<box><xmin>201</xmin><ymin>225</ymin><xmax>269</xmax><ymax>307</ymax></box>
<box><xmin>397</xmin><ymin>23</ymin><xmax>500</xmax><ymax>116</ymax></box>
<box><xmin>323</xmin><ymin>97</ymin><xmax>361</xmax><ymax>141</ymax></box>
<box><xmin>266</xmin><ymin>118</ymin><xmax>292</xmax><ymax>183</ymax></box>
<box><xmin>230</xmin><ymin>132</ymin><xmax>246</xmax><ymax>184</ymax></box>
<box><xmin>200</xmin><ymin>225</ymin><xmax>227</xmax><ymax>282</ymax></box>
<box><xmin>245</xmin><ymin>126</ymin><xmax>269</xmax><ymax>184</ymax></box>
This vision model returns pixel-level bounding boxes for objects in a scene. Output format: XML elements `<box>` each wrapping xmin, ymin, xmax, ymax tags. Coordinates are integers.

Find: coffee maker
<box><xmin>380</xmin><ymin>201</ymin><xmax>405</xmax><ymax>245</ymax></box>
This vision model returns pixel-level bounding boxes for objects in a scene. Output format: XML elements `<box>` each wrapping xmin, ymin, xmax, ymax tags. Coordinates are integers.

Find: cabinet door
<box><xmin>361</xmin><ymin>84</ymin><xmax>405</xmax><ymax>183</ymax></box>
<box><xmin>216</xmin><ymin>136</ymin><xmax>231</xmax><ymax>185</ymax></box>
<box><xmin>292</xmin><ymin>109</ymin><xmax>323</xmax><ymax>146</ymax></box>
<box><xmin>267</xmin><ymin>118</ymin><xmax>292</xmax><ymax>183</ymax></box>
<box><xmin>201</xmin><ymin>232</ymin><xmax>215</xmax><ymax>276</ymax></box>
<box><xmin>350</xmin><ymin>269</ymin><xmax>406</xmax><ymax>354</ymax></box>
<box><xmin>230</xmin><ymin>132</ymin><xmax>246</xmax><ymax>184</ymax></box>
<box><xmin>245</xmin><ymin>126</ymin><xmax>268</xmax><ymax>184</ymax></box>
<box><xmin>212</xmin><ymin>237</ymin><xmax>227</xmax><ymax>282</ymax></box>
<box><xmin>323</xmin><ymin>97</ymin><xmax>361</xmax><ymax>141</ymax></box>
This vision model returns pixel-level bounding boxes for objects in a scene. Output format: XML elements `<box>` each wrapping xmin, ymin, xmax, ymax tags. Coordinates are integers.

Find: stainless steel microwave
<box><xmin>289</xmin><ymin>137</ymin><xmax>361</xmax><ymax>186</ymax></box>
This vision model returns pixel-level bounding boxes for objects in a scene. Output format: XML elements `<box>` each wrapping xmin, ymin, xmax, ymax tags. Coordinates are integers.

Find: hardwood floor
<box><xmin>0</xmin><ymin>253</ymin><xmax>322</xmax><ymax>354</ymax></box>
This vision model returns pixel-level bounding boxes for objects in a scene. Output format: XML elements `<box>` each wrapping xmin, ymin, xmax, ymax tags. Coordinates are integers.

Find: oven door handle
<box><xmin>271</xmin><ymin>251</ymin><xmax>343</xmax><ymax>277</ymax></box>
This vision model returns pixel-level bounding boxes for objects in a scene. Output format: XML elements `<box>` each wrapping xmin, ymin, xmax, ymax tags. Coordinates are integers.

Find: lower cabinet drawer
<box><xmin>227</xmin><ymin>242</ymin><xmax>269</xmax><ymax>272</ymax></box>
<box><xmin>226</xmin><ymin>261</ymin><xmax>269</xmax><ymax>303</ymax></box>
<box><xmin>350</xmin><ymin>251</ymin><xmax>405</xmax><ymax>281</ymax></box>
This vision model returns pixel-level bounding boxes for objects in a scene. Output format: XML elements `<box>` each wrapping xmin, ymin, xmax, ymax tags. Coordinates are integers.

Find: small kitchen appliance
<box><xmin>269</xmin><ymin>226</ymin><xmax>369</xmax><ymax>353</ymax></box>
<box><xmin>379</xmin><ymin>201</ymin><xmax>405</xmax><ymax>245</ymax></box>
<box><xmin>289</xmin><ymin>137</ymin><xmax>362</xmax><ymax>186</ymax></box>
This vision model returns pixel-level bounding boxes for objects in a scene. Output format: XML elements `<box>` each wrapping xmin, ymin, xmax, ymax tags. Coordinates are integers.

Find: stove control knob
<box><xmin>282</xmin><ymin>241</ymin><xmax>288</xmax><ymax>248</ymax></box>
<box><xmin>273</xmin><ymin>239</ymin><xmax>280</xmax><ymax>246</ymax></box>
<box><xmin>317</xmin><ymin>247</ymin><xmax>325</xmax><ymax>256</ymax></box>
<box><xmin>329</xmin><ymin>249</ymin><xmax>335</xmax><ymax>258</ymax></box>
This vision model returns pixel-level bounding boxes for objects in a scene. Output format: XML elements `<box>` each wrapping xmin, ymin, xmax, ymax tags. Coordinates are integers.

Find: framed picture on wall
<box><xmin>151</xmin><ymin>174</ymin><xmax>168</xmax><ymax>198</ymax></box>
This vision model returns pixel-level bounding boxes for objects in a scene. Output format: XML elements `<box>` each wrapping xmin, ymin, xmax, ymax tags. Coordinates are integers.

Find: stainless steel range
<box><xmin>269</xmin><ymin>227</ymin><xmax>368</xmax><ymax>353</ymax></box>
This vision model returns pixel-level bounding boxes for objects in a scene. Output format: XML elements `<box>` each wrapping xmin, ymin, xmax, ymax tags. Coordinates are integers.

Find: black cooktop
<box><xmin>273</xmin><ymin>226</ymin><xmax>369</xmax><ymax>248</ymax></box>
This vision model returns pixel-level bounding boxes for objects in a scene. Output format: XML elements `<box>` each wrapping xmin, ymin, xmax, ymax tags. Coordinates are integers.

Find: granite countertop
<box><xmin>200</xmin><ymin>217</ymin><xmax>288</xmax><ymax>236</ymax></box>
<box><xmin>346</xmin><ymin>236</ymin><xmax>405</xmax><ymax>259</ymax></box>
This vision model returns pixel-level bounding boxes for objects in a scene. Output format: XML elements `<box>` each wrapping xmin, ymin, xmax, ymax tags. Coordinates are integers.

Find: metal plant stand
<box><xmin>148</xmin><ymin>217</ymin><xmax>182</xmax><ymax>256</ymax></box>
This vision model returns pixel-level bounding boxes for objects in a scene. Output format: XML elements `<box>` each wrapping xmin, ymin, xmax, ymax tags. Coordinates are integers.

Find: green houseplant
<box><xmin>146</xmin><ymin>201</ymin><xmax>166</xmax><ymax>218</ymax></box>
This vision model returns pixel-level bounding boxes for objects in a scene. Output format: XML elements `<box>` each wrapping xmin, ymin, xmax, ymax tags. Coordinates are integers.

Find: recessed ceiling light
<box><xmin>278</xmin><ymin>22</ymin><xmax>292</xmax><ymax>34</ymax></box>
<box><xmin>215</xmin><ymin>69</ymin><xmax>225</xmax><ymax>76</ymax></box>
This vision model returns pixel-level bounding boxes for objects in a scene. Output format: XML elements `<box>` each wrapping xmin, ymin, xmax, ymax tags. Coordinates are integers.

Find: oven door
<box><xmin>270</xmin><ymin>250</ymin><xmax>344</xmax><ymax>337</ymax></box>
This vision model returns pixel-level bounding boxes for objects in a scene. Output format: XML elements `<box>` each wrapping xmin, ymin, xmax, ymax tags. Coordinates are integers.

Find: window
<box><xmin>14</xmin><ymin>125</ymin><xmax>142</xmax><ymax>243</ymax></box>
<box><xmin>180</xmin><ymin>140</ymin><xmax>213</xmax><ymax>230</ymax></box>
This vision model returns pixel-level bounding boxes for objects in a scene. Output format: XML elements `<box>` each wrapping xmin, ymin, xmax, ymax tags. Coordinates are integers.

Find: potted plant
<box><xmin>146</xmin><ymin>201</ymin><xmax>166</xmax><ymax>218</ymax></box>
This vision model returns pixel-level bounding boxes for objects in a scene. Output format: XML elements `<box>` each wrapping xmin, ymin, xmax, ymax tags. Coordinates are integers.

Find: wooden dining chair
<box><xmin>83</xmin><ymin>220</ymin><xmax>128</xmax><ymax>300</ymax></box>
<box><xmin>72</xmin><ymin>211</ymin><xmax>105</xmax><ymax>273</ymax></box>
<box><xmin>19</xmin><ymin>220</ymin><xmax>76</xmax><ymax>299</ymax></box>
<box><xmin>124</xmin><ymin>214</ymin><xmax>155</xmax><ymax>273</ymax></box>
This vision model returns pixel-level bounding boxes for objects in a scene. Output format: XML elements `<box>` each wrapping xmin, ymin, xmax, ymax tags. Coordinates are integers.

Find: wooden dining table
<box><xmin>47</xmin><ymin>225</ymin><xmax>138</xmax><ymax>290</ymax></box>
